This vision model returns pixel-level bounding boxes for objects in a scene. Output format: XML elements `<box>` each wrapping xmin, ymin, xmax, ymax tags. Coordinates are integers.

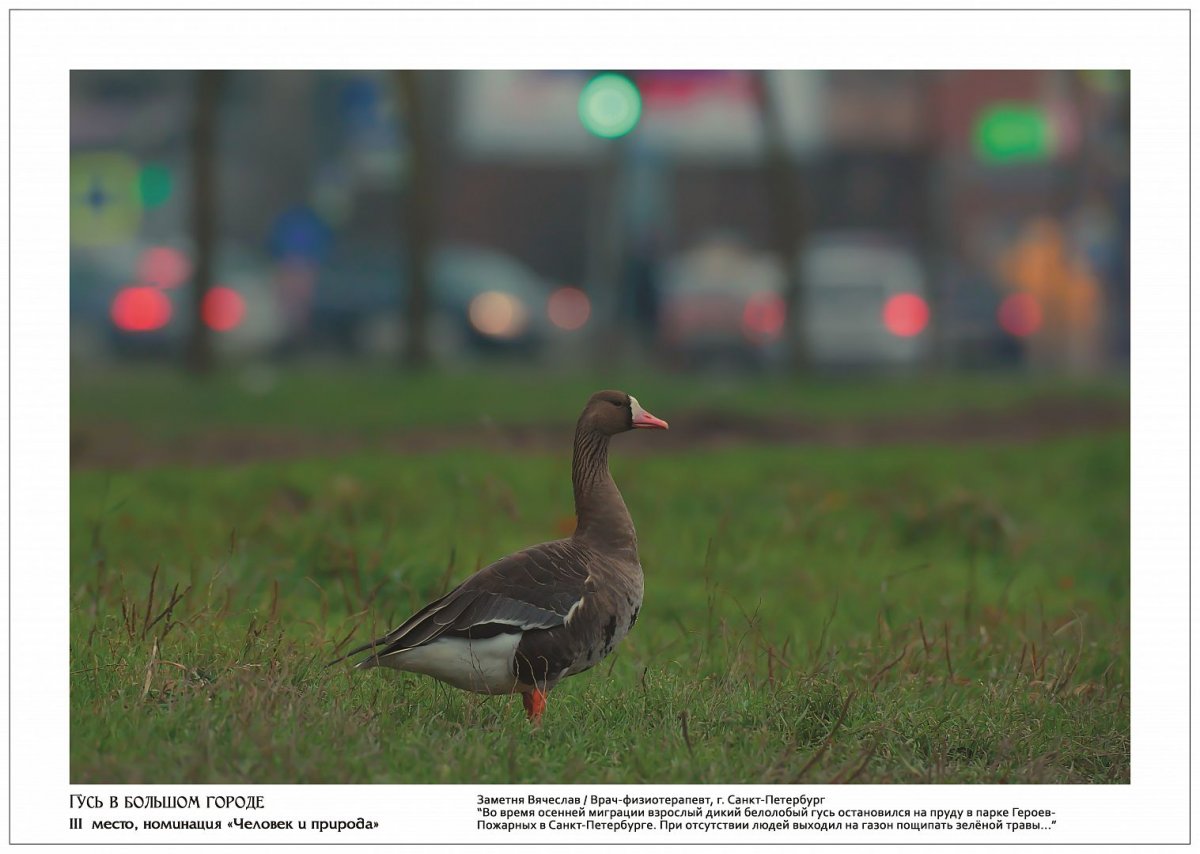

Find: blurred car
<box><xmin>800</xmin><ymin>232</ymin><xmax>929</xmax><ymax>367</ymax></box>
<box><xmin>658</xmin><ymin>232</ymin><xmax>930</xmax><ymax>369</ymax></box>
<box><xmin>70</xmin><ymin>240</ymin><xmax>284</xmax><ymax>361</ymax></box>
<box><xmin>69</xmin><ymin>240</ymin><xmax>568</xmax><ymax>362</ymax></box>
<box><xmin>309</xmin><ymin>242</ymin><xmax>560</xmax><ymax>359</ymax></box>
<box><xmin>658</xmin><ymin>234</ymin><xmax>784</xmax><ymax>369</ymax></box>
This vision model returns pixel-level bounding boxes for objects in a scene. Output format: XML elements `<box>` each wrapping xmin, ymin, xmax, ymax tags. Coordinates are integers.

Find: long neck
<box><xmin>571</xmin><ymin>422</ymin><xmax>637</xmax><ymax>553</ymax></box>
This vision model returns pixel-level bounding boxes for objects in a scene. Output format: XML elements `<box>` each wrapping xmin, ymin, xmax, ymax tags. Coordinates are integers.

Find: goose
<box><xmin>331</xmin><ymin>390</ymin><xmax>668</xmax><ymax>723</ymax></box>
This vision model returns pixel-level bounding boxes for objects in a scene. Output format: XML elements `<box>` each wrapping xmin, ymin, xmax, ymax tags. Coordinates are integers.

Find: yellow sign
<box><xmin>71</xmin><ymin>152</ymin><xmax>142</xmax><ymax>247</ymax></box>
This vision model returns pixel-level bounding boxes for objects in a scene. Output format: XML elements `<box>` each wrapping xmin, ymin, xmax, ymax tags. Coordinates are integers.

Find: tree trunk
<box><xmin>397</xmin><ymin>70</ymin><xmax>433</xmax><ymax>368</ymax></box>
<box><xmin>185</xmin><ymin>70</ymin><xmax>223</xmax><ymax>374</ymax></box>
<box><xmin>587</xmin><ymin>139</ymin><xmax>627</xmax><ymax>365</ymax></box>
<box><xmin>754</xmin><ymin>71</ymin><xmax>807</xmax><ymax>372</ymax></box>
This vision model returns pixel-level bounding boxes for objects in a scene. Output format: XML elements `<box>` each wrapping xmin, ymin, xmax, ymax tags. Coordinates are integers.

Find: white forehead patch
<box><xmin>629</xmin><ymin>396</ymin><xmax>645</xmax><ymax>418</ymax></box>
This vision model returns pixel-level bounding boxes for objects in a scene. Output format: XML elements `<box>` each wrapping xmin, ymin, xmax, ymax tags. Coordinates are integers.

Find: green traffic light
<box><xmin>578</xmin><ymin>73</ymin><xmax>642</xmax><ymax>139</ymax></box>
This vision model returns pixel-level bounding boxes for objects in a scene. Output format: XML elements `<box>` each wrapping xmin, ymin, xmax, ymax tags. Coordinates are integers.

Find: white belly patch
<box><xmin>379</xmin><ymin>634</ymin><xmax>522</xmax><ymax>694</ymax></box>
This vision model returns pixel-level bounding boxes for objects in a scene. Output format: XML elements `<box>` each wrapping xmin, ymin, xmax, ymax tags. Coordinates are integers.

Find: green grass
<box><xmin>71</xmin><ymin>364</ymin><xmax>1128</xmax><ymax>439</ymax></box>
<box><xmin>70</xmin><ymin>431</ymin><xmax>1129</xmax><ymax>784</ymax></box>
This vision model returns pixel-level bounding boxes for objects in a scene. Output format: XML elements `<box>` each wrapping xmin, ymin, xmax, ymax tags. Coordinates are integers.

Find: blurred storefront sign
<box><xmin>935</xmin><ymin>70</ymin><xmax>1080</xmax><ymax>162</ymax></box>
<box><xmin>973</xmin><ymin>104</ymin><xmax>1053</xmax><ymax>163</ymax></box>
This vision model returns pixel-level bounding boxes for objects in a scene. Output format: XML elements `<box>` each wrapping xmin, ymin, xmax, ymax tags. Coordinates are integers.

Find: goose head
<box><xmin>580</xmin><ymin>390</ymin><xmax>669</xmax><ymax>436</ymax></box>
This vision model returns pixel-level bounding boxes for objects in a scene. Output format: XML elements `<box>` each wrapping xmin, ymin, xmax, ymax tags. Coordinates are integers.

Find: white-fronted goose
<box><xmin>331</xmin><ymin>390</ymin><xmax>668</xmax><ymax>723</ymax></box>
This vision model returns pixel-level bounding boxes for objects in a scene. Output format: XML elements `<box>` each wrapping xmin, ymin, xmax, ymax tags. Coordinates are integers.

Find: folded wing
<box><xmin>331</xmin><ymin>539</ymin><xmax>593</xmax><ymax>668</ymax></box>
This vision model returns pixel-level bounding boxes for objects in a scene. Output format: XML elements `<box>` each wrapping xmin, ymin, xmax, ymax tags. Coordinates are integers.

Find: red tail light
<box><xmin>741</xmin><ymin>293</ymin><xmax>785</xmax><ymax>342</ymax></box>
<box><xmin>882</xmin><ymin>293</ymin><xmax>929</xmax><ymax>337</ymax></box>
<box><xmin>997</xmin><ymin>292</ymin><xmax>1042</xmax><ymax>337</ymax></box>
<box><xmin>202</xmin><ymin>286</ymin><xmax>246</xmax><ymax>331</ymax></box>
<box><xmin>111</xmin><ymin>286</ymin><xmax>172</xmax><ymax>332</ymax></box>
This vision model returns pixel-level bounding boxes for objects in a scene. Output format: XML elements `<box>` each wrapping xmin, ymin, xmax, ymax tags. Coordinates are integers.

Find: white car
<box><xmin>801</xmin><ymin>233</ymin><xmax>928</xmax><ymax>367</ymax></box>
<box><xmin>659</xmin><ymin>232</ymin><xmax>929</xmax><ymax>369</ymax></box>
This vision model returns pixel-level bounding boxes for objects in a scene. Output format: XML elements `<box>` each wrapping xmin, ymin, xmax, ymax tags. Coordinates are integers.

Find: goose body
<box><xmin>333</xmin><ymin>390</ymin><xmax>667</xmax><ymax>722</ymax></box>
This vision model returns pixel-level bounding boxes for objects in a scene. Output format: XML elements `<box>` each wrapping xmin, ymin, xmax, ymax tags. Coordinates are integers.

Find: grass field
<box><xmin>70</xmin><ymin>368</ymin><xmax>1130</xmax><ymax>784</ymax></box>
<box><xmin>71</xmin><ymin>364</ymin><xmax>1128</xmax><ymax>438</ymax></box>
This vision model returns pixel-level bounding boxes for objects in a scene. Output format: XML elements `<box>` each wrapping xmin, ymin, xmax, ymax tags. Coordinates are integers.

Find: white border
<box><xmin>9</xmin><ymin>2</ymin><xmax>1188</xmax><ymax>847</ymax></box>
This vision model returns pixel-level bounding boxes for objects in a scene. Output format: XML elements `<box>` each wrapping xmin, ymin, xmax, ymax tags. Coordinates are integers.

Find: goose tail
<box><xmin>326</xmin><ymin>638</ymin><xmax>386</xmax><ymax>669</ymax></box>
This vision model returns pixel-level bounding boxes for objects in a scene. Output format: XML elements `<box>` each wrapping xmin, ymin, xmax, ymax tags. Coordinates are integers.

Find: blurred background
<box><xmin>70</xmin><ymin>70</ymin><xmax>1129</xmax><ymax>378</ymax></box>
<box><xmin>70</xmin><ymin>70</ymin><xmax>1131</xmax><ymax>784</ymax></box>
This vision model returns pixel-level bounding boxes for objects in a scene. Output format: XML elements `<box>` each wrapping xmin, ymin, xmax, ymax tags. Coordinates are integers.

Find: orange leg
<box><xmin>521</xmin><ymin>688</ymin><xmax>547</xmax><ymax>724</ymax></box>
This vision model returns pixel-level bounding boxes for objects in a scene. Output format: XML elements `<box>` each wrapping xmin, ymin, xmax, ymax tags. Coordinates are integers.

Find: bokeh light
<box><xmin>138</xmin><ymin>164</ymin><xmax>173</xmax><ymax>208</ymax></box>
<box><xmin>882</xmin><ymin>293</ymin><xmax>929</xmax><ymax>337</ymax></box>
<box><xmin>202</xmin><ymin>286</ymin><xmax>247</xmax><ymax>332</ymax></box>
<box><xmin>578</xmin><ymin>73</ymin><xmax>642</xmax><ymax>139</ymax></box>
<box><xmin>997</xmin><ymin>292</ymin><xmax>1043</xmax><ymax>337</ymax></box>
<box><xmin>468</xmin><ymin>291</ymin><xmax>528</xmax><ymax>339</ymax></box>
<box><xmin>740</xmin><ymin>292</ymin><xmax>786</xmax><ymax>342</ymax></box>
<box><xmin>137</xmin><ymin>246</ymin><xmax>191</xmax><ymax>289</ymax></box>
<box><xmin>547</xmin><ymin>287</ymin><xmax>591</xmax><ymax>331</ymax></box>
<box><xmin>973</xmin><ymin>103</ymin><xmax>1053</xmax><ymax>164</ymax></box>
<box><xmin>111</xmin><ymin>286</ymin><xmax>172</xmax><ymax>332</ymax></box>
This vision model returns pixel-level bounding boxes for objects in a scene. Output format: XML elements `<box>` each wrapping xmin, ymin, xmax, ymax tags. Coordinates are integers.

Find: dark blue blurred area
<box><xmin>269</xmin><ymin>207</ymin><xmax>332</xmax><ymax>264</ymax></box>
